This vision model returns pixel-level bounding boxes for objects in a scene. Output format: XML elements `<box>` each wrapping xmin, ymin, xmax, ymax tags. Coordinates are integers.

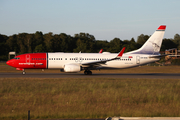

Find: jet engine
<box><xmin>64</xmin><ymin>64</ymin><xmax>81</xmax><ymax>72</ymax></box>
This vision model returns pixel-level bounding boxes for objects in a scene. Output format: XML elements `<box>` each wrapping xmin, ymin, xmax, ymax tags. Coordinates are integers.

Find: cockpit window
<box><xmin>13</xmin><ymin>57</ymin><xmax>20</xmax><ymax>60</ymax></box>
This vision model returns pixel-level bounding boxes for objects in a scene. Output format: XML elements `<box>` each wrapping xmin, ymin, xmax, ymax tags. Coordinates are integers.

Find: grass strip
<box><xmin>0</xmin><ymin>78</ymin><xmax>180</xmax><ymax>119</ymax></box>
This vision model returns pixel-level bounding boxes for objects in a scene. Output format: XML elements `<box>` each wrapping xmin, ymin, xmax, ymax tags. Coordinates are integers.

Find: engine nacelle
<box><xmin>64</xmin><ymin>64</ymin><xmax>81</xmax><ymax>73</ymax></box>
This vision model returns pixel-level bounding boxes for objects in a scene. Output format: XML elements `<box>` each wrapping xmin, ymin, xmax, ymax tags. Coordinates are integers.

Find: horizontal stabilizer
<box><xmin>149</xmin><ymin>54</ymin><xmax>167</xmax><ymax>58</ymax></box>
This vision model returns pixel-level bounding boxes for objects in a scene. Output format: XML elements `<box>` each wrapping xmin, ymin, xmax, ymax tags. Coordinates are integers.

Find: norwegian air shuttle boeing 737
<box><xmin>6</xmin><ymin>25</ymin><xmax>166</xmax><ymax>75</ymax></box>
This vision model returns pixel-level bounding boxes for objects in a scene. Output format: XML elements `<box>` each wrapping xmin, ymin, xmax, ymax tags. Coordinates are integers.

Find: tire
<box><xmin>89</xmin><ymin>71</ymin><xmax>92</xmax><ymax>75</ymax></box>
<box><xmin>84</xmin><ymin>71</ymin><xmax>88</xmax><ymax>75</ymax></box>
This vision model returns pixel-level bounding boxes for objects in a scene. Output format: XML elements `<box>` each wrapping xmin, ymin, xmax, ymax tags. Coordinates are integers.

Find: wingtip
<box><xmin>99</xmin><ymin>49</ymin><xmax>103</xmax><ymax>53</ymax></box>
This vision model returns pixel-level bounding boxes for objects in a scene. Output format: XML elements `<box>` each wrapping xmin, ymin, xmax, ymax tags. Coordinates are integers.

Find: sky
<box><xmin>0</xmin><ymin>0</ymin><xmax>180</xmax><ymax>41</ymax></box>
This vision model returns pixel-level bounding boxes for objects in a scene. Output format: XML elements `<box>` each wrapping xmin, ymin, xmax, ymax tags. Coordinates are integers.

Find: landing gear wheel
<box><xmin>22</xmin><ymin>70</ymin><xmax>26</xmax><ymax>75</ymax></box>
<box><xmin>88</xmin><ymin>71</ymin><xmax>92</xmax><ymax>75</ymax></box>
<box><xmin>84</xmin><ymin>70</ymin><xmax>92</xmax><ymax>75</ymax></box>
<box><xmin>84</xmin><ymin>71</ymin><xmax>88</xmax><ymax>75</ymax></box>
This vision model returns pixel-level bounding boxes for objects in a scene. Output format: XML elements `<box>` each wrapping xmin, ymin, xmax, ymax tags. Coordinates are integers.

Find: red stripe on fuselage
<box><xmin>29</xmin><ymin>53</ymin><xmax>47</xmax><ymax>69</ymax></box>
<box><xmin>8</xmin><ymin>53</ymin><xmax>47</xmax><ymax>69</ymax></box>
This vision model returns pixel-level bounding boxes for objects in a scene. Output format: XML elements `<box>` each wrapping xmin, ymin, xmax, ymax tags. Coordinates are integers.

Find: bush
<box><xmin>171</xmin><ymin>59</ymin><xmax>180</xmax><ymax>65</ymax></box>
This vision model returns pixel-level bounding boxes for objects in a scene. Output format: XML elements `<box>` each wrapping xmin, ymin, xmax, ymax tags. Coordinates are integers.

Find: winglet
<box><xmin>99</xmin><ymin>49</ymin><xmax>103</xmax><ymax>53</ymax></box>
<box><xmin>117</xmin><ymin>47</ymin><xmax>126</xmax><ymax>57</ymax></box>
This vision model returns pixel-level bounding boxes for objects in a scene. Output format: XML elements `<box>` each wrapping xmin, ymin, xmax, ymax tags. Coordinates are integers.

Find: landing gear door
<box><xmin>26</xmin><ymin>54</ymin><xmax>30</xmax><ymax>63</ymax></box>
<box><xmin>136</xmin><ymin>56</ymin><xmax>140</xmax><ymax>64</ymax></box>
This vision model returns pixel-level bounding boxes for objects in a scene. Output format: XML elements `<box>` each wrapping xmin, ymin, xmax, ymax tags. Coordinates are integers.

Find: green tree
<box><xmin>52</xmin><ymin>34</ymin><xmax>62</xmax><ymax>52</ymax></box>
<box><xmin>173</xmin><ymin>34</ymin><xmax>180</xmax><ymax>49</ymax></box>
<box><xmin>25</xmin><ymin>34</ymin><xmax>34</xmax><ymax>53</ymax></box>
<box><xmin>129</xmin><ymin>37</ymin><xmax>137</xmax><ymax>51</ymax></box>
<box><xmin>33</xmin><ymin>31</ymin><xmax>44</xmax><ymax>52</ymax></box>
<box><xmin>122</xmin><ymin>40</ymin><xmax>131</xmax><ymax>52</ymax></box>
<box><xmin>16</xmin><ymin>33</ymin><xmax>30</xmax><ymax>54</ymax></box>
<box><xmin>6</xmin><ymin>35</ymin><xmax>19</xmax><ymax>53</ymax></box>
<box><xmin>44</xmin><ymin>32</ymin><xmax>54</xmax><ymax>52</ymax></box>
<box><xmin>161</xmin><ymin>38</ymin><xmax>177</xmax><ymax>51</ymax></box>
<box><xmin>95</xmin><ymin>40</ymin><xmax>109</xmax><ymax>52</ymax></box>
<box><xmin>35</xmin><ymin>31</ymin><xmax>44</xmax><ymax>45</ymax></box>
<box><xmin>73</xmin><ymin>33</ymin><xmax>96</xmax><ymax>53</ymax></box>
<box><xmin>60</xmin><ymin>33</ymin><xmax>75</xmax><ymax>52</ymax></box>
<box><xmin>137</xmin><ymin>34</ymin><xmax>149</xmax><ymax>48</ymax></box>
<box><xmin>34</xmin><ymin>44</ymin><xmax>45</xmax><ymax>52</ymax></box>
<box><xmin>0</xmin><ymin>34</ymin><xmax>8</xmax><ymax>60</ymax></box>
<box><xmin>108</xmin><ymin>38</ymin><xmax>123</xmax><ymax>53</ymax></box>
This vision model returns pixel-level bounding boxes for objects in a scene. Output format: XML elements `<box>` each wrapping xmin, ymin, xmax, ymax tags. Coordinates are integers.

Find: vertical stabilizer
<box><xmin>127</xmin><ymin>25</ymin><xmax>166</xmax><ymax>55</ymax></box>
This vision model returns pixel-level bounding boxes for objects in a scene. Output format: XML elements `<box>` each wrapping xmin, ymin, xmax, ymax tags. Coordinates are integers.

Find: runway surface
<box><xmin>0</xmin><ymin>72</ymin><xmax>180</xmax><ymax>79</ymax></box>
<box><xmin>24</xmin><ymin>117</ymin><xmax>180</xmax><ymax>120</ymax></box>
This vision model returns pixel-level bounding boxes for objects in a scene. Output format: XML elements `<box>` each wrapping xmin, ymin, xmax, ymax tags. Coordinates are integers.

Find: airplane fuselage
<box><xmin>7</xmin><ymin>52</ymin><xmax>159</xmax><ymax>70</ymax></box>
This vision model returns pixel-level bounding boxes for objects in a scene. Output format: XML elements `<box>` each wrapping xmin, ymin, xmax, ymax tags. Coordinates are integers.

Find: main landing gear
<box><xmin>84</xmin><ymin>70</ymin><xmax>92</xmax><ymax>75</ymax></box>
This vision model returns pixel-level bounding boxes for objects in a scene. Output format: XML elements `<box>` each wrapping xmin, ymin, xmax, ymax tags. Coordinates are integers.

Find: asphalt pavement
<box><xmin>0</xmin><ymin>72</ymin><xmax>180</xmax><ymax>79</ymax></box>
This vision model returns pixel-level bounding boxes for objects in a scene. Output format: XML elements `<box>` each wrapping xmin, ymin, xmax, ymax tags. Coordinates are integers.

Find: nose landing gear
<box><xmin>84</xmin><ymin>70</ymin><xmax>92</xmax><ymax>75</ymax></box>
<box><xmin>22</xmin><ymin>69</ymin><xmax>26</xmax><ymax>75</ymax></box>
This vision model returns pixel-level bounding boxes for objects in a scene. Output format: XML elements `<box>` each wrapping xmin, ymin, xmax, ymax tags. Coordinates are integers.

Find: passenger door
<box><xmin>26</xmin><ymin>54</ymin><xmax>30</xmax><ymax>63</ymax></box>
<box><xmin>136</xmin><ymin>56</ymin><xmax>140</xmax><ymax>64</ymax></box>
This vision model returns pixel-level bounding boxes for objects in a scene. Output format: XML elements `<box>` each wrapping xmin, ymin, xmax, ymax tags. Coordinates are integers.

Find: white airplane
<box><xmin>6</xmin><ymin>25</ymin><xmax>166</xmax><ymax>75</ymax></box>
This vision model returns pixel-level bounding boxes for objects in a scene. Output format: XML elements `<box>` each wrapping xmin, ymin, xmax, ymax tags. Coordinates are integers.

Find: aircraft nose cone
<box><xmin>6</xmin><ymin>59</ymin><xmax>14</xmax><ymax>66</ymax></box>
<box><xmin>6</xmin><ymin>60</ymin><xmax>10</xmax><ymax>65</ymax></box>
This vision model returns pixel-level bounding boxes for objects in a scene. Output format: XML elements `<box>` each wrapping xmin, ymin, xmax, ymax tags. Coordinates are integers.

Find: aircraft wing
<box><xmin>81</xmin><ymin>47</ymin><xmax>125</xmax><ymax>67</ymax></box>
